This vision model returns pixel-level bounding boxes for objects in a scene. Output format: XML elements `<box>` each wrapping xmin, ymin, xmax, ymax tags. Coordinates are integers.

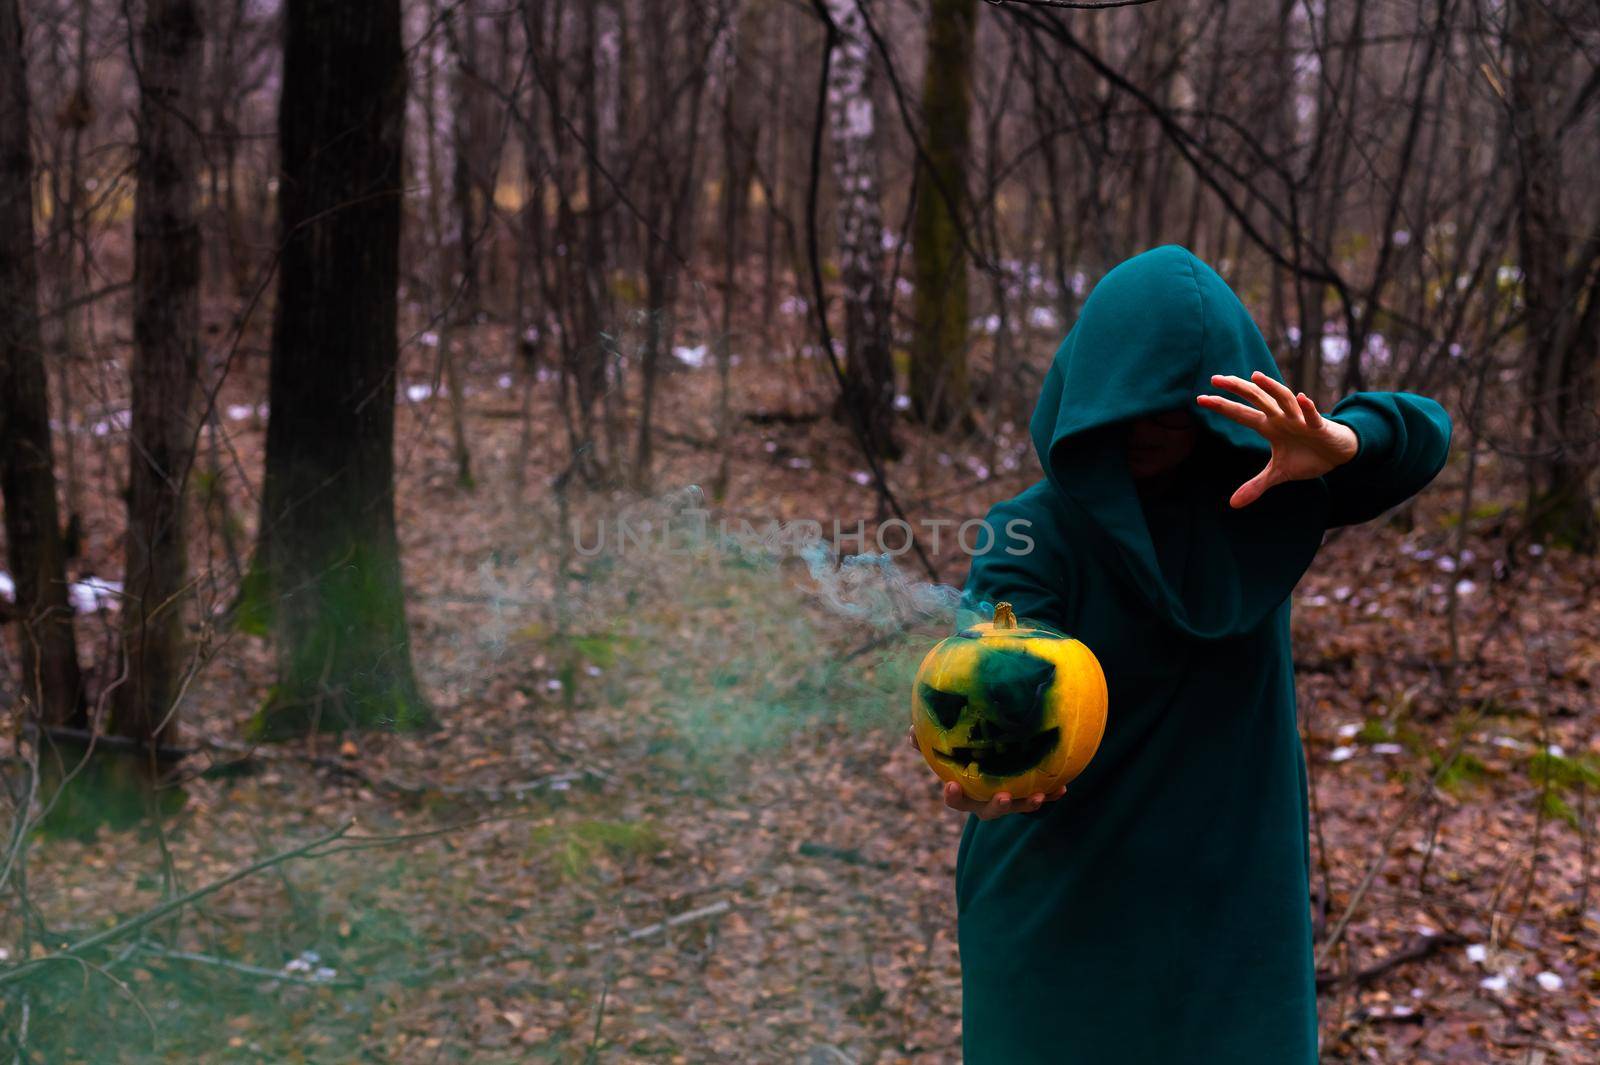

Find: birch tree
<box><xmin>825</xmin><ymin>0</ymin><xmax>897</xmax><ymax>458</ymax></box>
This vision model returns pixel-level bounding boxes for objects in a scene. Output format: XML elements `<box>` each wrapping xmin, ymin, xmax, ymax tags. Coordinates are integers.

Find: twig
<box><xmin>0</xmin><ymin>820</ymin><xmax>356</xmax><ymax>988</ymax></box>
<box><xmin>588</xmin><ymin>900</ymin><xmax>732</xmax><ymax>952</ymax></box>
<box><xmin>1315</xmin><ymin>932</ymin><xmax>1464</xmax><ymax>989</ymax></box>
<box><xmin>134</xmin><ymin>944</ymin><xmax>363</xmax><ymax>989</ymax></box>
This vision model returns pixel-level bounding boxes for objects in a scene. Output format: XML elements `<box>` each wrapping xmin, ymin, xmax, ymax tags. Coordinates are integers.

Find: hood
<box><xmin>1029</xmin><ymin>245</ymin><xmax>1328</xmax><ymax>639</ymax></box>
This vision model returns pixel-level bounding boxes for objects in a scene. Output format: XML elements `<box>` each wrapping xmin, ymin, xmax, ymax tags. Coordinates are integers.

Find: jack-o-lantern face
<box><xmin>912</xmin><ymin>603</ymin><xmax>1107</xmax><ymax>802</ymax></box>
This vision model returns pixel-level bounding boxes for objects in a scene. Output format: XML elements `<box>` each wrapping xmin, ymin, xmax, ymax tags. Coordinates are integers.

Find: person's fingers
<box><xmin>1230</xmin><ymin>461</ymin><xmax>1279</xmax><ymax>509</ymax></box>
<box><xmin>907</xmin><ymin>727</ymin><xmax>920</xmax><ymax>753</ymax></box>
<box><xmin>986</xmin><ymin>792</ymin><xmax>1013</xmax><ymax>818</ymax></box>
<box><xmin>1251</xmin><ymin>371</ymin><xmax>1304</xmax><ymax>425</ymax></box>
<box><xmin>943</xmin><ymin>781</ymin><xmax>980</xmax><ymax>813</ymax></box>
<box><xmin>1296</xmin><ymin>392</ymin><xmax>1325</xmax><ymax>428</ymax></box>
<box><xmin>1196</xmin><ymin>394</ymin><xmax>1268</xmax><ymax>430</ymax></box>
<box><xmin>1210</xmin><ymin>374</ymin><xmax>1285</xmax><ymax>419</ymax></box>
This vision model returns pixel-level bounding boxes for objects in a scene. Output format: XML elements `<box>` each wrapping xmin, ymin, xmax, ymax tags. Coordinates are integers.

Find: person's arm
<box><xmin>1197</xmin><ymin>373</ymin><xmax>1451</xmax><ymax>522</ymax></box>
<box><xmin>935</xmin><ymin>497</ymin><xmax>1071</xmax><ymax>820</ymax></box>
<box><xmin>1321</xmin><ymin>391</ymin><xmax>1453</xmax><ymax>528</ymax></box>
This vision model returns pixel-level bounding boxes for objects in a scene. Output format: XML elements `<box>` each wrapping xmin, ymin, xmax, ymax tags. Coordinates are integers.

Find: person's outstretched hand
<box><xmin>1197</xmin><ymin>371</ymin><xmax>1360</xmax><ymax>508</ymax></box>
<box><xmin>907</xmin><ymin>727</ymin><xmax>1067</xmax><ymax>820</ymax></box>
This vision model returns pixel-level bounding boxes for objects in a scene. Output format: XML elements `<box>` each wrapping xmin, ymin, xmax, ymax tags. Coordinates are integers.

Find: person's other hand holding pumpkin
<box><xmin>907</xmin><ymin>726</ymin><xmax>1068</xmax><ymax>820</ymax></box>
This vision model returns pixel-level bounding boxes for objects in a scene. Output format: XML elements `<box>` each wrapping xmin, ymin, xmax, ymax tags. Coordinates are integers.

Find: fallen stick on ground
<box><xmin>587</xmin><ymin>900</ymin><xmax>733</xmax><ymax>952</ymax></box>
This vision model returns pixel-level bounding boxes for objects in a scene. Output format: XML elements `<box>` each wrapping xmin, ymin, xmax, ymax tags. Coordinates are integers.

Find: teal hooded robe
<box><xmin>955</xmin><ymin>246</ymin><xmax>1451</xmax><ymax>1063</ymax></box>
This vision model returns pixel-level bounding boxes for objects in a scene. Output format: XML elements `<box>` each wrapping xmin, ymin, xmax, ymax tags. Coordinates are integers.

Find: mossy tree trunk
<box><xmin>0</xmin><ymin>0</ymin><xmax>85</xmax><ymax>728</ymax></box>
<box><xmin>908</xmin><ymin>0</ymin><xmax>977</xmax><ymax>432</ymax></box>
<box><xmin>114</xmin><ymin>0</ymin><xmax>203</xmax><ymax>752</ymax></box>
<box><xmin>252</xmin><ymin>0</ymin><xmax>432</xmax><ymax>737</ymax></box>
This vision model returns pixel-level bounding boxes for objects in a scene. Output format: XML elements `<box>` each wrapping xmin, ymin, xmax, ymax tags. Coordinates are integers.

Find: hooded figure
<box><xmin>954</xmin><ymin>246</ymin><xmax>1450</xmax><ymax>1062</ymax></box>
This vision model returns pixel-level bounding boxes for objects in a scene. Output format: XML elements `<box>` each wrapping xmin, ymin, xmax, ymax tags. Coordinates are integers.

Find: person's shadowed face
<box><xmin>1125</xmin><ymin>408</ymin><xmax>1198</xmax><ymax>480</ymax></box>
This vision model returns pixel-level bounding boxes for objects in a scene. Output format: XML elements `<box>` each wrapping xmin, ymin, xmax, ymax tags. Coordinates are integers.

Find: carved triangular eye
<box><xmin>919</xmin><ymin>684</ymin><xmax>968</xmax><ymax>730</ymax></box>
<box><xmin>981</xmin><ymin>651</ymin><xmax>1056</xmax><ymax>734</ymax></box>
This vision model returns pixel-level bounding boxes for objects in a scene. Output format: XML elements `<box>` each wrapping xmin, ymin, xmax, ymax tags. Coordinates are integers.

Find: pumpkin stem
<box><xmin>993</xmin><ymin>602</ymin><xmax>1017</xmax><ymax>629</ymax></box>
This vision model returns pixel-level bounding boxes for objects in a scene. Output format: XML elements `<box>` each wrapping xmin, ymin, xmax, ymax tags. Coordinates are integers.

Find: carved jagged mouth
<box><xmin>932</xmin><ymin>727</ymin><xmax>1060</xmax><ymax>778</ymax></box>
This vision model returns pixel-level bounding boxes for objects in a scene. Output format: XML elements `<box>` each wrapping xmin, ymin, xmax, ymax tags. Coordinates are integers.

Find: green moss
<box><xmin>1430</xmin><ymin>750</ymin><xmax>1489</xmax><ymax>796</ymax></box>
<box><xmin>1356</xmin><ymin>718</ymin><xmax>1392</xmax><ymax>744</ymax></box>
<box><xmin>1528</xmin><ymin>750</ymin><xmax>1600</xmax><ymax>790</ymax></box>
<box><xmin>529</xmin><ymin>819</ymin><xmax>666</xmax><ymax>881</ymax></box>
<box><xmin>1539</xmin><ymin>791</ymin><xmax>1581</xmax><ymax>829</ymax></box>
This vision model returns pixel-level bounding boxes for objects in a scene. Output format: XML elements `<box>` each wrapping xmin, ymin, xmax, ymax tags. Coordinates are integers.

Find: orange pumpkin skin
<box><xmin>911</xmin><ymin>603</ymin><xmax>1108</xmax><ymax>802</ymax></box>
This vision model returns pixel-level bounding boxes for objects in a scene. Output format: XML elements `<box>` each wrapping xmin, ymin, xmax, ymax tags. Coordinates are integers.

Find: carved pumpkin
<box><xmin>912</xmin><ymin>603</ymin><xmax>1108</xmax><ymax>802</ymax></box>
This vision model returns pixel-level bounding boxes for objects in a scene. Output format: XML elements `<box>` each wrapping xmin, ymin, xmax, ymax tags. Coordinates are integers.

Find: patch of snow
<box><xmin>1436</xmin><ymin>555</ymin><xmax>1457</xmax><ymax>573</ymax></box>
<box><xmin>70</xmin><ymin>577</ymin><xmax>122</xmax><ymax>613</ymax></box>
<box><xmin>1328</xmin><ymin>746</ymin><xmax>1355</xmax><ymax>763</ymax></box>
<box><xmin>1478</xmin><ymin>973</ymin><xmax>1508</xmax><ymax>992</ymax></box>
<box><xmin>226</xmin><ymin>404</ymin><xmax>254</xmax><ymax>421</ymax></box>
<box><xmin>1301</xmin><ymin>594</ymin><xmax>1330</xmax><ymax>607</ymax></box>
<box><xmin>849</xmin><ymin>470</ymin><xmax>872</xmax><ymax>486</ymax></box>
<box><xmin>1535</xmin><ymin>971</ymin><xmax>1563</xmax><ymax>992</ymax></box>
<box><xmin>1455</xmin><ymin>579</ymin><xmax>1477</xmax><ymax>596</ymax></box>
<box><xmin>91</xmin><ymin>409</ymin><xmax>132</xmax><ymax>437</ymax></box>
<box><xmin>893</xmin><ymin>394</ymin><xmax>911</xmax><ymax>411</ymax></box>
<box><xmin>674</xmin><ymin>344</ymin><xmax>708</xmax><ymax>368</ymax></box>
<box><xmin>1028</xmin><ymin>306</ymin><xmax>1059</xmax><ymax>331</ymax></box>
<box><xmin>421</xmin><ymin>331</ymin><xmax>440</xmax><ymax>348</ymax></box>
<box><xmin>1392</xmin><ymin>230</ymin><xmax>1411</xmax><ymax>246</ymax></box>
<box><xmin>1466</xmin><ymin>943</ymin><xmax>1487</xmax><ymax>963</ymax></box>
<box><xmin>786</xmin><ymin>457</ymin><xmax>812</xmax><ymax>469</ymax></box>
<box><xmin>1547</xmin><ymin>744</ymin><xmax>1565</xmax><ymax>758</ymax></box>
<box><xmin>1337</xmin><ymin>723</ymin><xmax>1360</xmax><ymax>739</ymax></box>
<box><xmin>1371</xmin><ymin>743</ymin><xmax>1405</xmax><ymax>755</ymax></box>
<box><xmin>0</xmin><ymin>571</ymin><xmax>13</xmax><ymax>602</ymax></box>
<box><xmin>405</xmin><ymin>383</ymin><xmax>435</xmax><ymax>402</ymax></box>
<box><xmin>496</xmin><ymin>374</ymin><xmax>513</xmax><ymax>390</ymax></box>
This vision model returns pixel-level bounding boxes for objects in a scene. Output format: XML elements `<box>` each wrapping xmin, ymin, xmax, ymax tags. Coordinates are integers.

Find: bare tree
<box><xmin>909</xmin><ymin>0</ymin><xmax>978</xmax><ymax>431</ymax></box>
<box><xmin>252</xmin><ymin>0</ymin><xmax>431</xmax><ymax>736</ymax></box>
<box><xmin>824</xmin><ymin>0</ymin><xmax>898</xmax><ymax>458</ymax></box>
<box><xmin>1510</xmin><ymin>0</ymin><xmax>1600</xmax><ymax>551</ymax></box>
<box><xmin>0</xmin><ymin>0</ymin><xmax>84</xmax><ymax>729</ymax></box>
<box><xmin>114</xmin><ymin>0</ymin><xmax>204</xmax><ymax>752</ymax></box>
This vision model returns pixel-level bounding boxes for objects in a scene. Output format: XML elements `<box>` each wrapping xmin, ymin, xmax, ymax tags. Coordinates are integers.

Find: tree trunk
<box><xmin>825</xmin><ymin>0</ymin><xmax>898</xmax><ymax>460</ymax></box>
<box><xmin>712</xmin><ymin>0</ymin><xmax>767</xmax><ymax>501</ymax></box>
<box><xmin>252</xmin><ymin>0</ymin><xmax>431</xmax><ymax>737</ymax></box>
<box><xmin>909</xmin><ymin>0</ymin><xmax>976</xmax><ymax>431</ymax></box>
<box><xmin>0</xmin><ymin>0</ymin><xmax>85</xmax><ymax>728</ymax></box>
<box><xmin>114</xmin><ymin>0</ymin><xmax>203</xmax><ymax>751</ymax></box>
<box><xmin>1511</xmin><ymin>0</ymin><xmax>1599</xmax><ymax>551</ymax></box>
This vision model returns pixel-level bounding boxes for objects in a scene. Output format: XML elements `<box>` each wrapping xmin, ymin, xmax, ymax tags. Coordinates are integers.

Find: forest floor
<box><xmin>9</xmin><ymin>312</ymin><xmax>1600</xmax><ymax>1064</ymax></box>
